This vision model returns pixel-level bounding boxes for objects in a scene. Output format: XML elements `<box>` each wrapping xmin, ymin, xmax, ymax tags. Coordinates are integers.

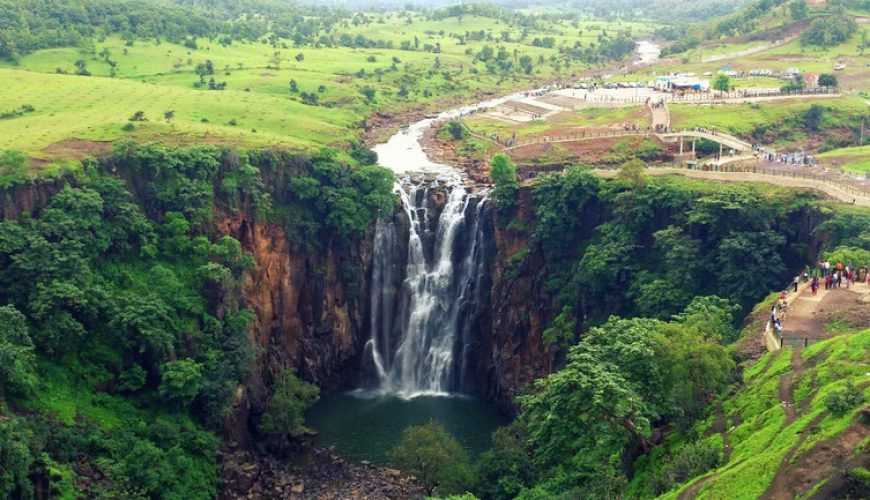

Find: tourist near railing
<box><xmin>764</xmin><ymin>280</ymin><xmax>812</xmax><ymax>352</ymax></box>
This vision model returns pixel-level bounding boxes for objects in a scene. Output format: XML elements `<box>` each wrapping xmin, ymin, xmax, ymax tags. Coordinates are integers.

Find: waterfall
<box><xmin>366</xmin><ymin>180</ymin><xmax>489</xmax><ymax>397</ymax></box>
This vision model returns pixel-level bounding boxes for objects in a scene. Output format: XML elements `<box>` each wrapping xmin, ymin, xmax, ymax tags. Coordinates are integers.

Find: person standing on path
<box><xmin>811</xmin><ymin>276</ymin><xmax>819</xmax><ymax>295</ymax></box>
<box><xmin>793</xmin><ymin>276</ymin><xmax>799</xmax><ymax>293</ymax></box>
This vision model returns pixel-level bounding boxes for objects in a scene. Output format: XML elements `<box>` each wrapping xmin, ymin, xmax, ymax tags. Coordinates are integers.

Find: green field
<box><xmin>464</xmin><ymin>104</ymin><xmax>649</xmax><ymax>140</ymax></box>
<box><xmin>0</xmin><ymin>12</ymin><xmax>658</xmax><ymax>170</ymax></box>
<box><xmin>669</xmin><ymin>95</ymin><xmax>868</xmax><ymax>138</ymax></box>
<box><xmin>819</xmin><ymin>145</ymin><xmax>870</xmax><ymax>174</ymax></box>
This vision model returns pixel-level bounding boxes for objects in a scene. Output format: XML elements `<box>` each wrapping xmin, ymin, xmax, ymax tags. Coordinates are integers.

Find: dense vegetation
<box><xmin>0</xmin><ymin>143</ymin><xmax>393</xmax><ymax>497</ymax></box>
<box><xmin>800</xmin><ymin>15</ymin><xmax>858</xmax><ymax>47</ymax></box>
<box><xmin>381</xmin><ymin>170</ymin><xmax>869</xmax><ymax>499</ymax></box>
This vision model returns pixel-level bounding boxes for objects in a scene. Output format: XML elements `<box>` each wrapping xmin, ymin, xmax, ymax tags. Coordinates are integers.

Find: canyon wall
<box><xmin>1</xmin><ymin>170</ymin><xmax>837</xmax><ymax>433</ymax></box>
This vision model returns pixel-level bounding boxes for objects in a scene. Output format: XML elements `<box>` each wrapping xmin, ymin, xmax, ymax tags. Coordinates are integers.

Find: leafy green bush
<box><xmin>258</xmin><ymin>370</ymin><xmax>320</xmax><ymax>443</ymax></box>
<box><xmin>387</xmin><ymin>420</ymin><xmax>475</xmax><ymax>495</ymax></box>
<box><xmin>474</xmin><ymin>426</ymin><xmax>534</xmax><ymax>500</ymax></box>
<box><xmin>651</xmin><ymin>440</ymin><xmax>723</xmax><ymax>494</ymax></box>
<box><xmin>444</xmin><ymin>120</ymin><xmax>469</xmax><ymax>141</ymax></box>
<box><xmin>824</xmin><ymin>382</ymin><xmax>865</xmax><ymax>416</ymax></box>
<box><xmin>159</xmin><ymin>359</ymin><xmax>205</xmax><ymax>407</ymax></box>
<box><xmin>0</xmin><ymin>150</ymin><xmax>29</xmax><ymax>188</ymax></box>
<box><xmin>800</xmin><ymin>16</ymin><xmax>857</xmax><ymax>47</ymax></box>
<box><xmin>489</xmin><ymin>153</ymin><xmax>519</xmax><ymax>215</ymax></box>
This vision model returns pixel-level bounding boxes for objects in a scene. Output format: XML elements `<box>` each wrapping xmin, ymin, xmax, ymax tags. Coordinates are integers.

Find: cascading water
<box><xmin>365</xmin><ymin>178</ymin><xmax>489</xmax><ymax>397</ymax></box>
<box><xmin>361</xmin><ymin>85</ymin><xmax>546</xmax><ymax>397</ymax></box>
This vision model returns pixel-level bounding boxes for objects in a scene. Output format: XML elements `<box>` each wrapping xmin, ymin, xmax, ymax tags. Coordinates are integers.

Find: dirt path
<box><xmin>762</xmin><ymin>417</ymin><xmax>869</xmax><ymax>499</ymax></box>
<box><xmin>782</xmin><ymin>282</ymin><xmax>870</xmax><ymax>342</ymax></box>
<box><xmin>779</xmin><ymin>348</ymin><xmax>806</xmax><ymax>425</ymax></box>
<box><xmin>650</xmin><ymin>102</ymin><xmax>669</xmax><ymax>130</ymax></box>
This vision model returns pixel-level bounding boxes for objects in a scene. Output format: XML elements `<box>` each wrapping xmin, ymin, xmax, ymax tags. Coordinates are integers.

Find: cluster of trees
<box><xmin>0</xmin><ymin>141</ymin><xmax>393</xmax><ymax>496</ymax></box>
<box><xmin>0</xmin><ymin>0</ymin><xmax>352</xmax><ymax>61</ymax></box>
<box><xmin>385</xmin><ymin>300</ymin><xmax>737</xmax><ymax>498</ymax></box>
<box><xmin>0</xmin><ymin>157</ymin><xmax>256</xmax><ymax>495</ymax></box>
<box><xmin>521</xmin><ymin>166</ymin><xmax>813</xmax><ymax>324</ymax></box>
<box><xmin>711</xmin><ymin>0</ymin><xmax>788</xmax><ymax>39</ymax></box>
<box><xmin>286</xmin><ymin>147</ymin><xmax>394</xmax><ymax>243</ymax></box>
<box><xmin>800</xmin><ymin>15</ymin><xmax>858</xmax><ymax>47</ymax></box>
<box><xmin>386</xmin><ymin>169</ymin><xmax>870</xmax><ymax>498</ymax></box>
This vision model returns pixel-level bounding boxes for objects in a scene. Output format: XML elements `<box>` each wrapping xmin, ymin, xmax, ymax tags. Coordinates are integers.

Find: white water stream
<box><xmin>365</xmin><ymin>41</ymin><xmax>660</xmax><ymax>397</ymax></box>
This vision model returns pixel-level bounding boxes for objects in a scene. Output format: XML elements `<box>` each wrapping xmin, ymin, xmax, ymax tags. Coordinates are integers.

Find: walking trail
<box><xmin>780</xmin><ymin>281</ymin><xmax>870</xmax><ymax>345</ymax></box>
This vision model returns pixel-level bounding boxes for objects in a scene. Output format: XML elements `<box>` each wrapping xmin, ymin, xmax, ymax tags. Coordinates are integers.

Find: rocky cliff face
<box><xmin>473</xmin><ymin>187</ymin><xmax>559</xmax><ymax>413</ymax></box>
<box><xmin>217</xmin><ymin>212</ymin><xmax>373</xmax><ymax>445</ymax></box>
<box><xmin>0</xmin><ymin>176</ymin><xmax>70</xmax><ymax>219</ymax></box>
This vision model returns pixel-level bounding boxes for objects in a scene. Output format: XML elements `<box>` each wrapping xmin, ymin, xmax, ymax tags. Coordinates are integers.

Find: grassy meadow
<box><xmin>0</xmin><ymin>12</ymin><xmax>656</xmax><ymax>171</ymax></box>
<box><xmin>818</xmin><ymin>145</ymin><xmax>870</xmax><ymax>174</ymax></box>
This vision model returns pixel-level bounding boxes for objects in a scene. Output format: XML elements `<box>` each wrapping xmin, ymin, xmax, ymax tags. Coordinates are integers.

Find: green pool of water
<box><xmin>305</xmin><ymin>391</ymin><xmax>510</xmax><ymax>463</ymax></box>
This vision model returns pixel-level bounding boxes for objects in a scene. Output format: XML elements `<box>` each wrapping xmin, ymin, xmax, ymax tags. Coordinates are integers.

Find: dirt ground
<box><xmin>781</xmin><ymin>283</ymin><xmax>870</xmax><ymax>340</ymax></box>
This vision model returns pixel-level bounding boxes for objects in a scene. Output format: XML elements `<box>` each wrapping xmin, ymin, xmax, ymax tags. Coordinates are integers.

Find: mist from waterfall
<box><xmin>365</xmin><ymin>181</ymin><xmax>489</xmax><ymax>397</ymax></box>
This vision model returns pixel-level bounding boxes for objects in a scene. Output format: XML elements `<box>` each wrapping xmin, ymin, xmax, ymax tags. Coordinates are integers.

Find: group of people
<box><xmin>810</xmin><ymin>261</ymin><xmax>869</xmax><ymax>294</ymax></box>
<box><xmin>761</xmin><ymin>150</ymin><xmax>816</xmax><ymax>166</ymax></box>
<box><xmin>771</xmin><ymin>261</ymin><xmax>868</xmax><ymax>335</ymax></box>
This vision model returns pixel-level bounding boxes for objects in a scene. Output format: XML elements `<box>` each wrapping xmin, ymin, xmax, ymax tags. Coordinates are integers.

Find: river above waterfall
<box><xmin>305</xmin><ymin>391</ymin><xmax>509</xmax><ymax>463</ymax></box>
<box><xmin>635</xmin><ymin>40</ymin><xmax>661</xmax><ymax>64</ymax></box>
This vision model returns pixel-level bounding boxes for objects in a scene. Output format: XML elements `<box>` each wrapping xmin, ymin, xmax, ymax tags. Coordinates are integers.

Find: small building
<box><xmin>655</xmin><ymin>75</ymin><xmax>710</xmax><ymax>92</ymax></box>
<box><xmin>804</xmin><ymin>73</ymin><xmax>819</xmax><ymax>87</ymax></box>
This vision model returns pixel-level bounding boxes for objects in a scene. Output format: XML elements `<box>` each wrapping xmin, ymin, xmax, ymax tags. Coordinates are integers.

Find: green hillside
<box><xmin>630</xmin><ymin>328</ymin><xmax>870</xmax><ymax>499</ymax></box>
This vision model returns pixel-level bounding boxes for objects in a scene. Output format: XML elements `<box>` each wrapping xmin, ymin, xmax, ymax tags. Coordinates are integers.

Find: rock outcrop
<box><xmin>219</xmin><ymin>444</ymin><xmax>425</xmax><ymax>500</ymax></box>
<box><xmin>217</xmin><ymin>211</ymin><xmax>373</xmax><ymax>446</ymax></box>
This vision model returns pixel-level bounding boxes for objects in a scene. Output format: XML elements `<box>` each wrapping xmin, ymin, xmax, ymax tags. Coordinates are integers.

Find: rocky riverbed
<box><xmin>219</xmin><ymin>443</ymin><xmax>425</xmax><ymax>500</ymax></box>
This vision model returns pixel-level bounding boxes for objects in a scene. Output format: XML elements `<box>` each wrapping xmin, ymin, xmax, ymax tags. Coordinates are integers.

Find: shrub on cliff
<box><xmin>258</xmin><ymin>370</ymin><xmax>320</xmax><ymax>444</ymax></box>
<box><xmin>489</xmin><ymin>153</ymin><xmax>518</xmax><ymax>215</ymax></box>
<box><xmin>387</xmin><ymin>420</ymin><xmax>475</xmax><ymax>495</ymax></box>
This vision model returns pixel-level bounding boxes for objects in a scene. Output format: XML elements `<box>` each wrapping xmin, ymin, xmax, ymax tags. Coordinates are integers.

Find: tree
<box><xmin>0</xmin><ymin>150</ymin><xmax>28</xmax><ymax>187</ymax></box>
<box><xmin>0</xmin><ymin>305</ymin><xmax>36</xmax><ymax>399</ymax></box>
<box><xmin>194</xmin><ymin>63</ymin><xmax>208</xmax><ymax>83</ymax></box>
<box><xmin>258</xmin><ymin>370</ymin><xmax>320</xmax><ymax>444</ymax></box>
<box><xmin>818</xmin><ymin>73</ymin><xmax>838</xmax><ymax>88</ymax></box>
<box><xmin>289</xmin><ymin>79</ymin><xmax>298</xmax><ymax>92</ymax></box>
<box><xmin>164</xmin><ymin>110</ymin><xmax>175</xmax><ymax>123</ymax></box>
<box><xmin>519</xmin><ymin>55</ymin><xmax>533</xmax><ymax>74</ymax></box>
<box><xmin>446</xmin><ymin>120</ymin><xmax>468</xmax><ymax>141</ymax></box>
<box><xmin>475</xmin><ymin>426</ymin><xmax>534</xmax><ymax>500</ymax></box>
<box><xmin>712</xmin><ymin>74</ymin><xmax>730</xmax><ymax>95</ymax></box>
<box><xmin>387</xmin><ymin>420</ymin><xmax>475</xmax><ymax>495</ymax></box>
<box><xmin>803</xmin><ymin>104</ymin><xmax>825</xmax><ymax>131</ymax></box>
<box><xmin>360</xmin><ymin>85</ymin><xmax>376</xmax><ymax>103</ymax></box>
<box><xmin>158</xmin><ymin>359</ymin><xmax>204</xmax><ymax>406</ymax></box>
<box><xmin>616</xmin><ymin>159</ymin><xmax>647</xmax><ymax>187</ymax></box>
<box><xmin>129</xmin><ymin>110</ymin><xmax>146</xmax><ymax>121</ymax></box>
<box><xmin>74</xmin><ymin>59</ymin><xmax>90</xmax><ymax>76</ymax></box>
<box><xmin>269</xmin><ymin>51</ymin><xmax>281</xmax><ymax>69</ymax></box>
<box><xmin>790</xmin><ymin>0</ymin><xmax>808</xmax><ymax>20</ymax></box>
<box><xmin>295</xmin><ymin>52</ymin><xmax>304</xmax><ymax>62</ymax></box>
<box><xmin>0</xmin><ymin>417</ymin><xmax>36</xmax><ymax>499</ymax></box>
<box><xmin>489</xmin><ymin>153</ymin><xmax>519</xmax><ymax>214</ymax></box>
